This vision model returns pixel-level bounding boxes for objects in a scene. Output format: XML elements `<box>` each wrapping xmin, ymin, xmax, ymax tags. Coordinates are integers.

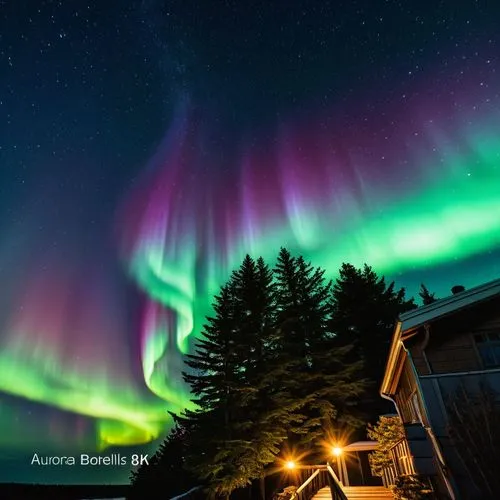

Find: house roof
<box><xmin>398</xmin><ymin>277</ymin><xmax>500</xmax><ymax>332</ymax></box>
<box><xmin>380</xmin><ymin>276</ymin><xmax>500</xmax><ymax>397</ymax></box>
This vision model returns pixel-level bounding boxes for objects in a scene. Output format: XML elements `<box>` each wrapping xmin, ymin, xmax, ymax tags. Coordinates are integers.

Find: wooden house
<box><xmin>380</xmin><ymin>278</ymin><xmax>500</xmax><ymax>499</ymax></box>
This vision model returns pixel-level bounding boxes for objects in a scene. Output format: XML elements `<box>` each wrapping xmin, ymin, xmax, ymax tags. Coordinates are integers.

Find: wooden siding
<box><xmin>408</xmin><ymin>305</ymin><xmax>500</xmax><ymax>376</ymax></box>
<box><xmin>425</xmin><ymin>330</ymin><xmax>480</xmax><ymax>374</ymax></box>
<box><xmin>394</xmin><ymin>358</ymin><xmax>425</xmax><ymax>424</ymax></box>
<box><xmin>409</xmin><ymin>339</ymin><xmax>432</xmax><ymax>376</ymax></box>
<box><xmin>474</xmin><ymin>313</ymin><xmax>500</xmax><ymax>331</ymax></box>
<box><xmin>422</xmin><ymin>298</ymin><xmax>500</xmax><ymax>374</ymax></box>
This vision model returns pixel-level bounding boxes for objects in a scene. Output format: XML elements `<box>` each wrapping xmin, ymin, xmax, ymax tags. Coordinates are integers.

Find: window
<box><xmin>474</xmin><ymin>332</ymin><xmax>500</xmax><ymax>368</ymax></box>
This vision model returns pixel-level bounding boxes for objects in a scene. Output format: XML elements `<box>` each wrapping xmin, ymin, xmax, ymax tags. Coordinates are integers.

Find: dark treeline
<box><xmin>419</xmin><ymin>283</ymin><xmax>438</xmax><ymax>305</ymax></box>
<box><xmin>128</xmin><ymin>249</ymin><xmax>426</xmax><ymax>500</ymax></box>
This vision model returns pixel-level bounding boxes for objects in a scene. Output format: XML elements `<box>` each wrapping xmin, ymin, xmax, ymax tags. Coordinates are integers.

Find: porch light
<box><xmin>332</xmin><ymin>446</ymin><xmax>343</xmax><ymax>456</ymax></box>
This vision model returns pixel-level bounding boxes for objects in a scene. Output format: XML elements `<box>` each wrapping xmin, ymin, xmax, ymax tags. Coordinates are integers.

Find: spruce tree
<box><xmin>172</xmin><ymin>255</ymin><xmax>302</xmax><ymax>499</ymax></box>
<box><xmin>367</xmin><ymin>415</ymin><xmax>405</xmax><ymax>477</ymax></box>
<box><xmin>134</xmin><ymin>253</ymin><xmax>380</xmax><ymax>497</ymax></box>
<box><xmin>419</xmin><ymin>283</ymin><xmax>437</xmax><ymax>305</ymax></box>
<box><xmin>173</xmin><ymin>283</ymin><xmax>242</xmax><ymax>499</ymax></box>
<box><xmin>273</xmin><ymin>249</ymin><xmax>366</xmax><ymax>456</ymax></box>
<box><xmin>230</xmin><ymin>255</ymin><xmax>305</xmax><ymax>498</ymax></box>
<box><xmin>129</xmin><ymin>421</ymin><xmax>195</xmax><ymax>499</ymax></box>
<box><xmin>329</xmin><ymin>263</ymin><xmax>416</xmax><ymax>422</ymax></box>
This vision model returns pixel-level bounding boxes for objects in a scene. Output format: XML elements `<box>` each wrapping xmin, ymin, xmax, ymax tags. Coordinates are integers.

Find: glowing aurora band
<box><xmin>1</xmin><ymin>85</ymin><xmax>500</xmax><ymax>454</ymax></box>
<box><xmin>0</xmin><ymin>261</ymin><xmax>193</xmax><ymax>451</ymax></box>
<box><xmin>118</xmin><ymin>98</ymin><xmax>500</xmax><ymax>414</ymax></box>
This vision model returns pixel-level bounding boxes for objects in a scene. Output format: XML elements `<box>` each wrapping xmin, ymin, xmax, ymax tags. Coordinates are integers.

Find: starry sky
<box><xmin>1</xmin><ymin>0</ymin><xmax>500</xmax><ymax>485</ymax></box>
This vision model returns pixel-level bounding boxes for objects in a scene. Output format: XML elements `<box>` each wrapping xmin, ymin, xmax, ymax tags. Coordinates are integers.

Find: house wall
<box><xmin>411</xmin><ymin>305</ymin><xmax>500</xmax><ymax>499</ymax></box>
<box><xmin>389</xmin><ymin>356</ymin><xmax>448</xmax><ymax>494</ymax></box>
<box><xmin>388</xmin><ymin>296</ymin><xmax>500</xmax><ymax>498</ymax></box>
<box><xmin>410</xmin><ymin>307</ymin><xmax>500</xmax><ymax>376</ymax></box>
<box><xmin>424</xmin><ymin>330</ymin><xmax>480</xmax><ymax>374</ymax></box>
<box><xmin>394</xmin><ymin>358</ymin><xmax>425</xmax><ymax>425</ymax></box>
<box><xmin>418</xmin><ymin>371</ymin><xmax>500</xmax><ymax>500</ymax></box>
<box><xmin>409</xmin><ymin>339</ymin><xmax>432</xmax><ymax>376</ymax></box>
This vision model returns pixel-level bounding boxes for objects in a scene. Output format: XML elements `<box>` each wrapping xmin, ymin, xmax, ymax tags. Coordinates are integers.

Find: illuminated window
<box><xmin>474</xmin><ymin>332</ymin><xmax>500</xmax><ymax>368</ymax></box>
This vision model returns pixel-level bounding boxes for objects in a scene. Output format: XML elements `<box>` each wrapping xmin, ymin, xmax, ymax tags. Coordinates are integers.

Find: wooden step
<box><xmin>312</xmin><ymin>485</ymin><xmax>393</xmax><ymax>500</ymax></box>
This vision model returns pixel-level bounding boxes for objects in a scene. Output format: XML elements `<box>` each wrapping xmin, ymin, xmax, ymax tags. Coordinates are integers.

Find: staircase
<box><xmin>312</xmin><ymin>485</ymin><xmax>393</xmax><ymax>499</ymax></box>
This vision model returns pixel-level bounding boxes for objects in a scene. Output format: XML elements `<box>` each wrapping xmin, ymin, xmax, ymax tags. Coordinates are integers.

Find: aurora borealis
<box><xmin>2</xmin><ymin>0</ymin><xmax>500</xmax><ymax>485</ymax></box>
<box><xmin>118</xmin><ymin>96</ymin><xmax>500</xmax><ymax>413</ymax></box>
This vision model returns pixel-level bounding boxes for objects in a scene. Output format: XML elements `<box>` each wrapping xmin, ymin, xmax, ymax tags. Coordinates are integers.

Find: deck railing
<box><xmin>326</xmin><ymin>463</ymin><xmax>349</xmax><ymax>500</ymax></box>
<box><xmin>389</xmin><ymin>437</ymin><xmax>416</xmax><ymax>476</ymax></box>
<box><xmin>289</xmin><ymin>464</ymin><xmax>348</xmax><ymax>500</ymax></box>
<box><xmin>377</xmin><ymin>437</ymin><xmax>417</xmax><ymax>487</ymax></box>
<box><xmin>289</xmin><ymin>468</ymin><xmax>325</xmax><ymax>500</ymax></box>
<box><xmin>380</xmin><ymin>462</ymin><xmax>398</xmax><ymax>488</ymax></box>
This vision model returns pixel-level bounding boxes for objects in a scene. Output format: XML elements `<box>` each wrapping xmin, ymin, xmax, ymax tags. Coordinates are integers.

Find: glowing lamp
<box><xmin>332</xmin><ymin>446</ymin><xmax>343</xmax><ymax>457</ymax></box>
<box><xmin>285</xmin><ymin>460</ymin><xmax>296</xmax><ymax>470</ymax></box>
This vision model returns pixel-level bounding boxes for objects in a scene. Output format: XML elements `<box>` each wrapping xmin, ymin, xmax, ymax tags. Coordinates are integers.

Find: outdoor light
<box><xmin>332</xmin><ymin>446</ymin><xmax>343</xmax><ymax>457</ymax></box>
<box><xmin>285</xmin><ymin>460</ymin><xmax>296</xmax><ymax>470</ymax></box>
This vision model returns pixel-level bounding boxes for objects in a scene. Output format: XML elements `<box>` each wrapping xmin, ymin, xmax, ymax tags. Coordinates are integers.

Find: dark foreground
<box><xmin>0</xmin><ymin>483</ymin><xmax>129</xmax><ymax>499</ymax></box>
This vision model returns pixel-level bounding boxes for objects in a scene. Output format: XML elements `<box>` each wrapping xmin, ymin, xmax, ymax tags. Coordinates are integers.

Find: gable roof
<box><xmin>399</xmin><ymin>277</ymin><xmax>500</xmax><ymax>332</ymax></box>
<box><xmin>381</xmin><ymin>276</ymin><xmax>500</xmax><ymax>397</ymax></box>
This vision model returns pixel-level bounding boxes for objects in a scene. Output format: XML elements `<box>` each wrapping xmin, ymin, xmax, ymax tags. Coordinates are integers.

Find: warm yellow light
<box><xmin>285</xmin><ymin>460</ymin><xmax>296</xmax><ymax>469</ymax></box>
<box><xmin>332</xmin><ymin>447</ymin><xmax>343</xmax><ymax>457</ymax></box>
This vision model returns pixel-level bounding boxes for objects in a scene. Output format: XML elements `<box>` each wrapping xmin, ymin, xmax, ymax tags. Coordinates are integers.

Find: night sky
<box><xmin>2</xmin><ymin>0</ymin><xmax>500</xmax><ymax>485</ymax></box>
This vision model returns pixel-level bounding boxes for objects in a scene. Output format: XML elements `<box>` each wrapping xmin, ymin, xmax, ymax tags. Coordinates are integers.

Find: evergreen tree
<box><xmin>367</xmin><ymin>415</ymin><xmax>405</xmax><ymax>477</ymax></box>
<box><xmin>172</xmin><ymin>255</ymin><xmax>302</xmax><ymax>499</ymax></box>
<box><xmin>329</xmin><ymin>263</ymin><xmax>416</xmax><ymax>422</ymax></box>
<box><xmin>230</xmin><ymin>256</ymin><xmax>305</xmax><ymax>498</ymax></box>
<box><xmin>129</xmin><ymin>420</ymin><xmax>195</xmax><ymax>499</ymax></box>
<box><xmin>419</xmin><ymin>283</ymin><xmax>437</xmax><ymax>305</ymax></box>
<box><xmin>176</xmin><ymin>282</ymin><xmax>243</xmax><ymax>499</ymax></box>
<box><xmin>133</xmin><ymin>252</ymin><xmax>381</xmax><ymax>497</ymax></box>
<box><xmin>273</xmin><ymin>249</ymin><xmax>366</xmax><ymax>456</ymax></box>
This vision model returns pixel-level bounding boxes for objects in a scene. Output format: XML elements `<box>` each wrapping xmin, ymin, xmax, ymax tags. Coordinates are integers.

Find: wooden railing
<box><xmin>380</xmin><ymin>462</ymin><xmax>397</xmax><ymax>488</ymax></box>
<box><xmin>378</xmin><ymin>436</ymin><xmax>417</xmax><ymax>487</ymax></box>
<box><xmin>289</xmin><ymin>464</ymin><xmax>347</xmax><ymax>500</ymax></box>
<box><xmin>290</xmin><ymin>468</ymin><xmax>325</xmax><ymax>500</ymax></box>
<box><xmin>326</xmin><ymin>463</ymin><xmax>349</xmax><ymax>500</ymax></box>
<box><xmin>389</xmin><ymin>438</ymin><xmax>416</xmax><ymax>476</ymax></box>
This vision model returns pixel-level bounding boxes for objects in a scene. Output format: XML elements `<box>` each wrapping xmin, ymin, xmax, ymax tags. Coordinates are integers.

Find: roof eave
<box><xmin>380</xmin><ymin>320</ymin><xmax>403</xmax><ymax>397</ymax></box>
